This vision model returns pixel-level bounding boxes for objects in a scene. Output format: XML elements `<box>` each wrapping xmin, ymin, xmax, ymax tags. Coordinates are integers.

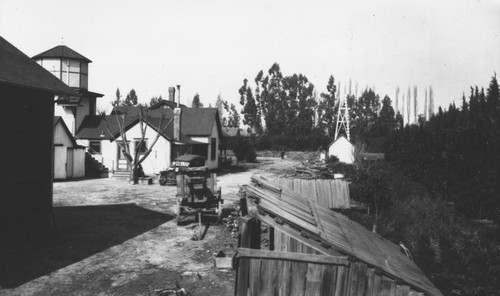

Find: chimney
<box><xmin>168</xmin><ymin>87</ymin><xmax>176</xmax><ymax>102</ymax></box>
<box><xmin>176</xmin><ymin>85</ymin><xmax>181</xmax><ymax>107</ymax></box>
<box><xmin>174</xmin><ymin>107</ymin><xmax>181</xmax><ymax>141</ymax></box>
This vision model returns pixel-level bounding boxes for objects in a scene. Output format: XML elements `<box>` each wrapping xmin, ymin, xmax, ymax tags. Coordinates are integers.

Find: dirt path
<box><xmin>1</xmin><ymin>157</ymin><xmax>298</xmax><ymax>296</ymax></box>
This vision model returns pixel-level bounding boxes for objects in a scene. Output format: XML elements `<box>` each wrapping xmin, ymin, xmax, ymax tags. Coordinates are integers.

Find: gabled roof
<box><xmin>76</xmin><ymin>115</ymin><xmax>138</xmax><ymax>140</ymax></box>
<box><xmin>328</xmin><ymin>135</ymin><xmax>353</xmax><ymax>147</ymax></box>
<box><xmin>181</xmin><ymin>108</ymin><xmax>221</xmax><ymax>136</ymax></box>
<box><xmin>75</xmin><ymin>115</ymin><xmax>200</xmax><ymax>144</ymax></box>
<box><xmin>109</xmin><ymin>106</ymin><xmax>222</xmax><ymax>137</ymax></box>
<box><xmin>245</xmin><ymin>175</ymin><xmax>443</xmax><ymax>296</ymax></box>
<box><xmin>0</xmin><ymin>36</ymin><xmax>75</xmax><ymax>95</ymax></box>
<box><xmin>54</xmin><ymin>116</ymin><xmax>79</xmax><ymax>147</ymax></box>
<box><xmin>32</xmin><ymin>45</ymin><xmax>92</xmax><ymax>63</ymax></box>
<box><xmin>148</xmin><ymin>100</ymin><xmax>186</xmax><ymax>109</ymax></box>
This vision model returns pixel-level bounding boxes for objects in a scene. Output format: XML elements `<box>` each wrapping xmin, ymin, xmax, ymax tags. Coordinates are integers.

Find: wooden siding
<box><xmin>54</xmin><ymin>119</ymin><xmax>75</xmax><ymax>146</ymax></box>
<box><xmin>275</xmin><ymin>177</ymin><xmax>350</xmax><ymax>209</ymax></box>
<box><xmin>241</xmin><ymin>175</ymin><xmax>443</xmax><ymax>296</ymax></box>
<box><xmin>235</xmin><ymin>248</ymin><xmax>425</xmax><ymax>296</ymax></box>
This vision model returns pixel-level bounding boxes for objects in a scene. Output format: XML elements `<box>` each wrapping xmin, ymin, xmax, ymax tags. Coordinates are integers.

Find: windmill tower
<box><xmin>334</xmin><ymin>95</ymin><xmax>350</xmax><ymax>141</ymax></box>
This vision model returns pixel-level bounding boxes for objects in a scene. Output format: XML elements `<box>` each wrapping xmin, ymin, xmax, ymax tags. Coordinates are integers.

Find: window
<box><xmin>69</xmin><ymin>73</ymin><xmax>80</xmax><ymax>88</ymax></box>
<box><xmin>211</xmin><ymin>138</ymin><xmax>217</xmax><ymax>160</ymax></box>
<box><xmin>89</xmin><ymin>141</ymin><xmax>101</xmax><ymax>154</ymax></box>
<box><xmin>135</xmin><ymin>139</ymin><xmax>148</xmax><ymax>154</ymax></box>
<box><xmin>69</xmin><ymin>60</ymin><xmax>80</xmax><ymax>72</ymax></box>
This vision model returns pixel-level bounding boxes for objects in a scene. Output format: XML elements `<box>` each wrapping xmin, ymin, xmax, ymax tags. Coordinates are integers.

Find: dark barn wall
<box><xmin>0</xmin><ymin>84</ymin><xmax>55</xmax><ymax>245</ymax></box>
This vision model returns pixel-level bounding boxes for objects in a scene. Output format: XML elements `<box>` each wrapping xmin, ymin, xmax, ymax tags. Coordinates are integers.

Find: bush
<box><xmin>233</xmin><ymin>137</ymin><xmax>257</xmax><ymax>163</ymax></box>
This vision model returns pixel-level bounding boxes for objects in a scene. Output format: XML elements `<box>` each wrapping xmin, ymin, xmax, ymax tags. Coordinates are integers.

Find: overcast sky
<box><xmin>1</xmin><ymin>0</ymin><xmax>499</xmax><ymax>114</ymax></box>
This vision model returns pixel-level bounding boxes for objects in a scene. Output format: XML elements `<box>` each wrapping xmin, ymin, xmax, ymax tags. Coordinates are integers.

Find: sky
<box><xmin>1</xmin><ymin>0</ymin><xmax>499</xmax><ymax>116</ymax></box>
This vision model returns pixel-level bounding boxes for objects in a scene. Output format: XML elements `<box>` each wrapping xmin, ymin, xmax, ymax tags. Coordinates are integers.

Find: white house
<box><xmin>75</xmin><ymin>106</ymin><xmax>223</xmax><ymax>176</ymax></box>
<box><xmin>327</xmin><ymin>135</ymin><xmax>355</xmax><ymax>164</ymax></box>
<box><xmin>53</xmin><ymin>116</ymin><xmax>86</xmax><ymax>179</ymax></box>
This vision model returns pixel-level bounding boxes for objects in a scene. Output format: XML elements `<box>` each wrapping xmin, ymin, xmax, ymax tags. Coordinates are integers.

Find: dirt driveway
<box><xmin>0</xmin><ymin>157</ymin><xmax>298</xmax><ymax>296</ymax></box>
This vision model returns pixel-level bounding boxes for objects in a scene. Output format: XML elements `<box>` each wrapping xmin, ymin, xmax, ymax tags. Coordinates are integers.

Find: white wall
<box><xmin>99</xmin><ymin>122</ymin><xmax>172</xmax><ymax>175</ymax></box>
<box><xmin>54</xmin><ymin>105</ymin><xmax>76</xmax><ymax>134</ymax></box>
<box><xmin>73</xmin><ymin>148</ymin><xmax>86</xmax><ymax>178</ymax></box>
<box><xmin>328</xmin><ymin>136</ymin><xmax>355</xmax><ymax>164</ymax></box>
<box><xmin>54</xmin><ymin>121</ymin><xmax>74</xmax><ymax>146</ymax></box>
<box><xmin>205</xmin><ymin>123</ymin><xmax>219</xmax><ymax>170</ymax></box>
<box><xmin>54</xmin><ymin>146</ymin><xmax>67</xmax><ymax>179</ymax></box>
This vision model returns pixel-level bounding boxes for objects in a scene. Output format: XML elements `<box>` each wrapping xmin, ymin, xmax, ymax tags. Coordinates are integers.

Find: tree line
<box><xmin>239</xmin><ymin>62</ymin><xmax>403</xmax><ymax>150</ymax></box>
<box><xmin>386</xmin><ymin>74</ymin><xmax>500</xmax><ymax>222</ymax></box>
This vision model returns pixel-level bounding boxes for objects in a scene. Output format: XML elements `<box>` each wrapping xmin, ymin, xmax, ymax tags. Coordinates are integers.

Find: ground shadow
<box><xmin>0</xmin><ymin>203</ymin><xmax>173</xmax><ymax>288</ymax></box>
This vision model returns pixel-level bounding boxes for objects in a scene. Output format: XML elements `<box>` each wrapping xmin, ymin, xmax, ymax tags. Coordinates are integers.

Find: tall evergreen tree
<box><xmin>239</xmin><ymin>78</ymin><xmax>262</xmax><ymax>134</ymax></box>
<box><xmin>318</xmin><ymin>75</ymin><xmax>338</xmax><ymax>136</ymax></box>
<box><xmin>486</xmin><ymin>73</ymin><xmax>500</xmax><ymax>119</ymax></box>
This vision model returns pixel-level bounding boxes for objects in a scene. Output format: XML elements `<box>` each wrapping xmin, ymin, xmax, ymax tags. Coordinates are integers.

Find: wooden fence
<box><xmin>235</xmin><ymin>248</ymin><xmax>424</xmax><ymax>296</ymax></box>
<box><xmin>275</xmin><ymin>177</ymin><xmax>350</xmax><ymax>209</ymax></box>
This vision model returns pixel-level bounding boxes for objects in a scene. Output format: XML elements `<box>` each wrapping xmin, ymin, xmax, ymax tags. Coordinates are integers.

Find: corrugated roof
<box><xmin>0</xmin><ymin>36</ymin><xmax>75</xmax><ymax>95</ymax></box>
<box><xmin>32</xmin><ymin>45</ymin><xmax>92</xmax><ymax>63</ymax></box>
<box><xmin>246</xmin><ymin>175</ymin><xmax>443</xmax><ymax>296</ymax></box>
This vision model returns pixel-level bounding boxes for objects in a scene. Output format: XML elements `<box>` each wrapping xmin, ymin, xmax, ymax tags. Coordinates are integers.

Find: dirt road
<box><xmin>0</xmin><ymin>157</ymin><xmax>298</xmax><ymax>296</ymax></box>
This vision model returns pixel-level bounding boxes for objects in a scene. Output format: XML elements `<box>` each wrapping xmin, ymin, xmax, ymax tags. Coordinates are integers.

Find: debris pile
<box><xmin>291</xmin><ymin>161</ymin><xmax>340</xmax><ymax>179</ymax></box>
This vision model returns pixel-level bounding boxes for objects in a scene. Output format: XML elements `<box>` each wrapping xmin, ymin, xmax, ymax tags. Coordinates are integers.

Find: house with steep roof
<box><xmin>0</xmin><ymin>36</ymin><xmax>74</xmax><ymax>243</ymax></box>
<box><xmin>32</xmin><ymin>45</ymin><xmax>104</xmax><ymax>134</ymax></box>
<box><xmin>76</xmin><ymin>105</ymin><xmax>223</xmax><ymax>176</ymax></box>
<box><xmin>32</xmin><ymin>45</ymin><xmax>105</xmax><ymax>177</ymax></box>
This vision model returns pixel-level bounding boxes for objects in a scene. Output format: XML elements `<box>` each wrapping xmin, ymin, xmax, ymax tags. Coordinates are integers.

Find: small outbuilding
<box><xmin>236</xmin><ymin>175</ymin><xmax>443</xmax><ymax>296</ymax></box>
<box><xmin>0</xmin><ymin>36</ymin><xmax>74</xmax><ymax>244</ymax></box>
<box><xmin>53</xmin><ymin>116</ymin><xmax>86</xmax><ymax>179</ymax></box>
<box><xmin>328</xmin><ymin>135</ymin><xmax>355</xmax><ymax>164</ymax></box>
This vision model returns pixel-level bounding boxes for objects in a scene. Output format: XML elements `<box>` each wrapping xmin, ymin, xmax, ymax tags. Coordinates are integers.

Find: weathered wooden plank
<box><xmin>255</xmin><ymin>212</ymin><xmax>344</xmax><ymax>257</ymax></box>
<box><xmin>239</xmin><ymin>216</ymin><xmax>252</xmax><ymax>249</ymax></box>
<box><xmin>356</xmin><ymin>263</ymin><xmax>368</xmax><ymax>296</ymax></box>
<box><xmin>259</xmin><ymin>259</ymin><xmax>277</xmax><ymax>295</ymax></box>
<box><xmin>239</xmin><ymin>217</ymin><xmax>261</xmax><ymax>249</ymax></box>
<box><xmin>236</xmin><ymin>248</ymin><xmax>348</xmax><ymax>266</ymax></box>
<box><xmin>348</xmin><ymin>261</ymin><xmax>359</xmax><ymax>296</ymax></box>
<box><xmin>290</xmin><ymin>261</ymin><xmax>308</xmax><ymax>296</ymax></box>
<box><xmin>334</xmin><ymin>265</ymin><xmax>348</xmax><ymax>296</ymax></box>
<box><xmin>365</xmin><ymin>268</ymin><xmax>375</xmax><ymax>296</ymax></box>
<box><xmin>248</xmin><ymin>258</ymin><xmax>262</xmax><ymax>296</ymax></box>
<box><xmin>277</xmin><ymin>259</ymin><xmax>292</xmax><ymax>296</ymax></box>
<box><xmin>373</xmin><ymin>274</ymin><xmax>382</xmax><ymax>296</ymax></box>
<box><xmin>320</xmin><ymin>264</ymin><xmax>337</xmax><ymax>296</ymax></box>
<box><xmin>304</xmin><ymin>263</ymin><xmax>324</xmax><ymax>296</ymax></box>
<box><xmin>248</xmin><ymin>186</ymin><xmax>315</xmax><ymax>223</ymax></box>
<box><xmin>236</xmin><ymin>258</ymin><xmax>250</xmax><ymax>296</ymax></box>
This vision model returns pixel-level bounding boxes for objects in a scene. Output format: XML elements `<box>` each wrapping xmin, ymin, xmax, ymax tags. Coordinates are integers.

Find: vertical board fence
<box><xmin>235</xmin><ymin>248</ymin><xmax>425</xmax><ymax>296</ymax></box>
<box><xmin>275</xmin><ymin>177</ymin><xmax>350</xmax><ymax>209</ymax></box>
